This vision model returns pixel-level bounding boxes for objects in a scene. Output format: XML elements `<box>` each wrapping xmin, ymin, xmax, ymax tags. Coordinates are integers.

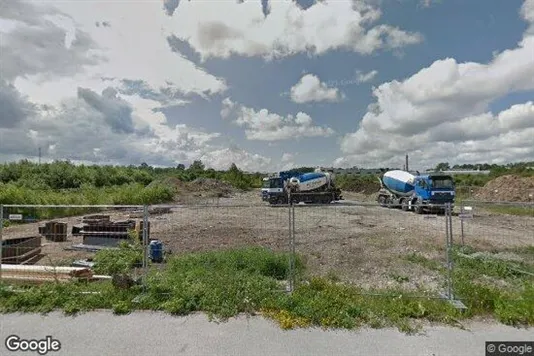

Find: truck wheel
<box><xmin>378</xmin><ymin>196</ymin><xmax>386</xmax><ymax>207</ymax></box>
<box><xmin>414</xmin><ymin>204</ymin><xmax>423</xmax><ymax>214</ymax></box>
<box><xmin>401</xmin><ymin>199</ymin><xmax>409</xmax><ymax>211</ymax></box>
<box><xmin>386</xmin><ymin>198</ymin><xmax>394</xmax><ymax>208</ymax></box>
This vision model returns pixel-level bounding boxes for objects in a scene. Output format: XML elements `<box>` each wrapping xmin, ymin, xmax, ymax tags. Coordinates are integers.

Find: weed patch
<box><xmin>483</xmin><ymin>205</ymin><xmax>534</xmax><ymax>217</ymax></box>
<box><xmin>93</xmin><ymin>240</ymin><xmax>143</xmax><ymax>276</ymax></box>
<box><xmin>405</xmin><ymin>253</ymin><xmax>444</xmax><ymax>271</ymax></box>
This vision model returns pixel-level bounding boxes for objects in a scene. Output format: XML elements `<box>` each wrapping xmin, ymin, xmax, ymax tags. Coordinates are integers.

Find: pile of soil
<box><xmin>188</xmin><ymin>178</ymin><xmax>235</xmax><ymax>197</ymax></box>
<box><xmin>148</xmin><ymin>177</ymin><xmax>235</xmax><ymax>198</ymax></box>
<box><xmin>474</xmin><ymin>175</ymin><xmax>534</xmax><ymax>202</ymax></box>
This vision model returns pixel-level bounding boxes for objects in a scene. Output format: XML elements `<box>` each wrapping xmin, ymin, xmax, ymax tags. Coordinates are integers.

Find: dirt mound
<box><xmin>188</xmin><ymin>178</ymin><xmax>235</xmax><ymax>197</ymax></box>
<box><xmin>148</xmin><ymin>177</ymin><xmax>235</xmax><ymax>198</ymax></box>
<box><xmin>474</xmin><ymin>175</ymin><xmax>534</xmax><ymax>202</ymax></box>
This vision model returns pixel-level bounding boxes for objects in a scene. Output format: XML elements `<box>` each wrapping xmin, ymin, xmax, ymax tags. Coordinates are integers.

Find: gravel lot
<box><xmin>2</xmin><ymin>190</ymin><xmax>533</xmax><ymax>290</ymax></box>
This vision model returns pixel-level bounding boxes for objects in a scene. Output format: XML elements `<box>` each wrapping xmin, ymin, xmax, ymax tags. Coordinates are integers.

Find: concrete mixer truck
<box><xmin>377</xmin><ymin>170</ymin><xmax>456</xmax><ymax>214</ymax></box>
<box><xmin>261</xmin><ymin>168</ymin><xmax>343</xmax><ymax>205</ymax></box>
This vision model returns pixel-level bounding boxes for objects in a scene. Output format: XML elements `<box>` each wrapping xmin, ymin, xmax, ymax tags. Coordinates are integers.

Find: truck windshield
<box><xmin>263</xmin><ymin>179</ymin><xmax>283</xmax><ymax>188</ymax></box>
<box><xmin>270</xmin><ymin>179</ymin><xmax>283</xmax><ymax>188</ymax></box>
<box><xmin>431</xmin><ymin>178</ymin><xmax>454</xmax><ymax>189</ymax></box>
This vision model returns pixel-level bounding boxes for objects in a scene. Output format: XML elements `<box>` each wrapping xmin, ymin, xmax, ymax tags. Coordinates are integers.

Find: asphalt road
<box><xmin>1</xmin><ymin>312</ymin><xmax>533</xmax><ymax>356</ymax></box>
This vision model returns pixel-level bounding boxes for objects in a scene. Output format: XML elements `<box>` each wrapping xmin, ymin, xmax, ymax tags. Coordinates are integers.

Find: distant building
<box><xmin>331</xmin><ymin>167</ymin><xmax>387</xmax><ymax>175</ymax></box>
<box><xmin>438</xmin><ymin>169</ymin><xmax>490</xmax><ymax>175</ymax></box>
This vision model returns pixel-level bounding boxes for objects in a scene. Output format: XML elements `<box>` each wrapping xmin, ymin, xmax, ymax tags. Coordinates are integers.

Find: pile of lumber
<box><xmin>1</xmin><ymin>264</ymin><xmax>96</xmax><ymax>283</ymax></box>
<box><xmin>71</xmin><ymin>214</ymin><xmax>149</xmax><ymax>245</ymax></box>
<box><xmin>38</xmin><ymin>221</ymin><xmax>68</xmax><ymax>242</ymax></box>
<box><xmin>2</xmin><ymin>236</ymin><xmax>42</xmax><ymax>265</ymax></box>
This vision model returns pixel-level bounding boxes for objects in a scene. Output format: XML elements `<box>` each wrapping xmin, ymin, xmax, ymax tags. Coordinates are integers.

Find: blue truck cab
<box><xmin>261</xmin><ymin>177</ymin><xmax>283</xmax><ymax>202</ymax></box>
<box><xmin>411</xmin><ymin>174</ymin><xmax>455</xmax><ymax>213</ymax></box>
<box><xmin>261</xmin><ymin>171</ymin><xmax>300</xmax><ymax>204</ymax></box>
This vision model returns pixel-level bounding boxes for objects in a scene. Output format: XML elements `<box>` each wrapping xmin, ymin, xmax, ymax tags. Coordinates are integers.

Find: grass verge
<box><xmin>0</xmin><ymin>247</ymin><xmax>532</xmax><ymax>332</ymax></box>
<box><xmin>405</xmin><ymin>247</ymin><xmax>534</xmax><ymax>326</ymax></box>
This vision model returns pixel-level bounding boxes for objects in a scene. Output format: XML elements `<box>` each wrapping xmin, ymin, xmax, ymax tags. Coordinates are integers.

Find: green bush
<box><xmin>335</xmin><ymin>174</ymin><xmax>381</xmax><ymax>193</ymax></box>
<box><xmin>93</xmin><ymin>238</ymin><xmax>143</xmax><ymax>275</ymax></box>
<box><xmin>0</xmin><ymin>160</ymin><xmax>267</xmax><ymax>212</ymax></box>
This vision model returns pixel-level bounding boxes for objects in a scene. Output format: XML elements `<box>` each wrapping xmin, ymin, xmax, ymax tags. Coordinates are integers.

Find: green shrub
<box><xmin>93</xmin><ymin>239</ymin><xmax>143</xmax><ymax>275</ymax></box>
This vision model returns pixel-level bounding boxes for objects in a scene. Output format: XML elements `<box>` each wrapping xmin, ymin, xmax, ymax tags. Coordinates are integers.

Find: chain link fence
<box><xmin>1</xmin><ymin>199</ymin><xmax>532</xmax><ymax>308</ymax></box>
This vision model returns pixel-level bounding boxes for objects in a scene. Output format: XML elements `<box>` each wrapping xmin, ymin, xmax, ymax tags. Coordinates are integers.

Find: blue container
<box><xmin>149</xmin><ymin>240</ymin><xmax>163</xmax><ymax>263</ymax></box>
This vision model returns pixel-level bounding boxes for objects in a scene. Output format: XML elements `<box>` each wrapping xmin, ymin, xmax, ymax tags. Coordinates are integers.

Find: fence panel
<box><xmin>450</xmin><ymin>202</ymin><xmax>534</xmax><ymax>305</ymax></box>
<box><xmin>455</xmin><ymin>186</ymin><xmax>483</xmax><ymax>200</ymax></box>
<box><xmin>145</xmin><ymin>204</ymin><xmax>289</xmax><ymax>254</ymax></box>
<box><xmin>292</xmin><ymin>201</ymin><xmax>451</xmax><ymax>298</ymax></box>
<box><xmin>143</xmin><ymin>203</ymin><xmax>292</xmax><ymax>289</ymax></box>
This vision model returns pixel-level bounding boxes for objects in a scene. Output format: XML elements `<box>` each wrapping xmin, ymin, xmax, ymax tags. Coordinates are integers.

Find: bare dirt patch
<box><xmin>148</xmin><ymin>176</ymin><xmax>239</xmax><ymax>203</ymax></box>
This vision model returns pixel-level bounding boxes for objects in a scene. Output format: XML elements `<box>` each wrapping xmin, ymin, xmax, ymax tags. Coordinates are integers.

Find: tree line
<box><xmin>1</xmin><ymin>159</ymin><xmax>532</xmax><ymax>194</ymax></box>
<box><xmin>0</xmin><ymin>159</ymin><xmax>265</xmax><ymax>191</ymax></box>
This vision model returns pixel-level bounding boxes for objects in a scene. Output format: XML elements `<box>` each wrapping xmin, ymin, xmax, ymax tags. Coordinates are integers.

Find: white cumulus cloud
<box><xmin>290</xmin><ymin>74</ymin><xmax>344</xmax><ymax>103</ymax></box>
<box><xmin>0</xmin><ymin>1</ymin><xmax>281</xmax><ymax>172</ymax></box>
<box><xmin>335</xmin><ymin>31</ymin><xmax>534</xmax><ymax>168</ymax></box>
<box><xmin>522</xmin><ymin>0</ymin><xmax>534</xmax><ymax>34</ymax></box>
<box><xmin>165</xmin><ymin>0</ymin><xmax>423</xmax><ymax>60</ymax></box>
<box><xmin>221</xmin><ymin>98</ymin><xmax>335</xmax><ymax>141</ymax></box>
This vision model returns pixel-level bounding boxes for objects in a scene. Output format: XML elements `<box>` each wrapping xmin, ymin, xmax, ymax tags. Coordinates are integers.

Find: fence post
<box><xmin>447</xmin><ymin>203</ymin><xmax>454</xmax><ymax>300</ymax></box>
<box><xmin>460</xmin><ymin>205</ymin><xmax>465</xmax><ymax>246</ymax></box>
<box><xmin>446</xmin><ymin>203</ymin><xmax>453</xmax><ymax>301</ymax></box>
<box><xmin>142</xmin><ymin>204</ymin><xmax>149</xmax><ymax>289</ymax></box>
<box><xmin>0</xmin><ymin>204</ymin><xmax>3</xmax><ymax>281</ymax></box>
<box><xmin>448</xmin><ymin>202</ymin><xmax>456</xmax><ymax>299</ymax></box>
<box><xmin>287</xmin><ymin>192</ymin><xmax>295</xmax><ymax>293</ymax></box>
<box><xmin>441</xmin><ymin>202</ymin><xmax>466</xmax><ymax>309</ymax></box>
<box><xmin>291</xmin><ymin>199</ymin><xmax>295</xmax><ymax>292</ymax></box>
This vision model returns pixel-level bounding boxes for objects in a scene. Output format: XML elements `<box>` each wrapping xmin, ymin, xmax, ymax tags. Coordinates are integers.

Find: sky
<box><xmin>0</xmin><ymin>0</ymin><xmax>533</xmax><ymax>172</ymax></box>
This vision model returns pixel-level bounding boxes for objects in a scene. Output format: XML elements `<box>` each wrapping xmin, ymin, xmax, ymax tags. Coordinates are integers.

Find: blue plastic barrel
<box><xmin>149</xmin><ymin>240</ymin><xmax>163</xmax><ymax>263</ymax></box>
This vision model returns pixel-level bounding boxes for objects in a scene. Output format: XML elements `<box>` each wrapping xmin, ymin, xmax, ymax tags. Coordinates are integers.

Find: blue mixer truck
<box><xmin>377</xmin><ymin>170</ymin><xmax>455</xmax><ymax>214</ymax></box>
<box><xmin>261</xmin><ymin>169</ymin><xmax>343</xmax><ymax>205</ymax></box>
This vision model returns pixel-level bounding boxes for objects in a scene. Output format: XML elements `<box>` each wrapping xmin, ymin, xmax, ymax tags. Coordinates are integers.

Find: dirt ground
<box><xmin>2</xmin><ymin>190</ymin><xmax>533</xmax><ymax>291</ymax></box>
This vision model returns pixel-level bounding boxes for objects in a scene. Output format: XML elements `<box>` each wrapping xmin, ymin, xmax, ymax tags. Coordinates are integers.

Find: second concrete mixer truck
<box><xmin>261</xmin><ymin>168</ymin><xmax>343</xmax><ymax>205</ymax></box>
<box><xmin>377</xmin><ymin>170</ymin><xmax>456</xmax><ymax>214</ymax></box>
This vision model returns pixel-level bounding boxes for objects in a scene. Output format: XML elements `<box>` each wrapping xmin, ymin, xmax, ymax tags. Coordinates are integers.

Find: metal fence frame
<box><xmin>1</xmin><ymin>200</ymin><xmax>531</xmax><ymax>306</ymax></box>
<box><xmin>0</xmin><ymin>204</ymin><xmax>147</xmax><ymax>286</ymax></box>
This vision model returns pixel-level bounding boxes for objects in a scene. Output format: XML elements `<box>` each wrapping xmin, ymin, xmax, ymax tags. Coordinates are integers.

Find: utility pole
<box><xmin>38</xmin><ymin>147</ymin><xmax>41</xmax><ymax>164</ymax></box>
<box><xmin>405</xmin><ymin>154</ymin><xmax>409</xmax><ymax>172</ymax></box>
